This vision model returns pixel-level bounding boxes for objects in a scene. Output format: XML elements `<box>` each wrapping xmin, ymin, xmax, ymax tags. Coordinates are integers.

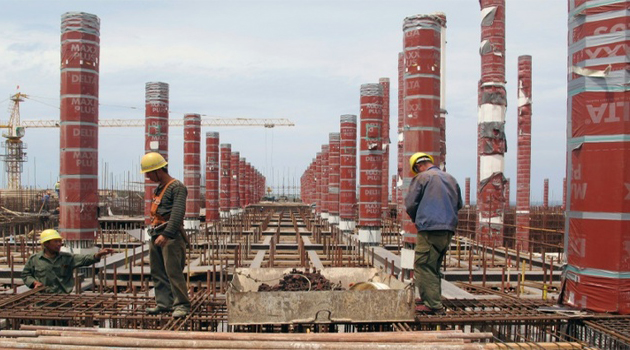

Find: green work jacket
<box><xmin>21</xmin><ymin>251</ymin><xmax>100</xmax><ymax>294</ymax></box>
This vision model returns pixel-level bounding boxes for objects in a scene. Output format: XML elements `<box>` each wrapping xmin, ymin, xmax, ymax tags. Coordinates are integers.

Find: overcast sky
<box><xmin>0</xmin><ymin>0</ymin><xmax>567</xmax><ymax>204</ymax></box>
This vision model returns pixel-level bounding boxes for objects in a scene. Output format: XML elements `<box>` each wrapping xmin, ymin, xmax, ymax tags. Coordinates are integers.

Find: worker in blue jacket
<box><xmin>405</xmin><ymin>152</ymin><xmax>462</xmax><ymax>314</ymax></box>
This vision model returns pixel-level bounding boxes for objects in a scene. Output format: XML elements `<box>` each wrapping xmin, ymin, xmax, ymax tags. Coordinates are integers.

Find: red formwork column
<box><xmin>230</xmin><ymin>152</ymin><xmax>240</xmax><ymax>215</ymax></box>
<box><xmin>401</xmin><ymin>14</ymin><xmax>443</xmax><ymax>267</ymax></box>
<box><xmin>144</xmin><ymin>82</ymin><xmax>169</xmax><ymax>227</ymax></box>
<box><xmin>562</xmin><ymin>177</ymin><xmax>567</xmax><ymax>211</ymax></box>
<box><xmin>477</xmin><ymin>0</ymin><xmax>507</xmax><ymax>247</ymax></box>
<box><xmin>320</xmin><ymin>145</ymin><xmax>330</xmax><ymax>220</ymax></box>
<box><xmin>543</xmin><ymin>179</ymin><xmax>549</xmax><ymax>209</ymax></box>
<box><xmin>564</xmin><ymin>0</ymin><xmax>630</xmax><ymax>314</ymax></box>
<box><xmin>238</xmin><ymin>158</ymin><xmax>246</xmax><ymax>209</ymax></box>
<box><xmin>379</xmin><ymin>78</ymin><xmax>390</xmax><ymax>218</ymax></box>
<box><xmin>183</xmin><ymin>114</ymin><xmax>201</xmax><ymax>229</ymax></box>
<box><xmin>465</xmin><ymin>177</ymin><xmax>471</xmax><ymax>207</ymax></box>
<box><xmin>358</xmin><ymin>83</ymin><xmax>383</xmax><ymax>244</ymax></box>
<box><xmin>339</xmin><ymin>115</ymin><xmax>357</xmax><ymax>233</ymax></box>
<box><xmin>396</xmin><ymin>52</ymin><xmax>405</xmax><ymax>224</ymax></box>
<box><xmin>516</xmin><ymin>55</ymin><xmax>532</xmax><ymax>251</ymax></box>
<box><xmin>205</xmin><ymin>132</ymin><xmax>220</xmax><ymax>222</ymax></box>
<box><xmin>505</xmin><ymin>178</ymin><xmax>510</xmax><ymax>208</ymax></box>
<box><xmin>219</xmin><ymin>144</ymin><xmax>231</xmax><ymax>218</ymax></box>
<box><xmin>59</xmin><ymin>12</ymin><xmax>100</xmax><ymax>251</ymax></box>
<box><xmin>315</xmin><ymin>152</ymin><xmax>322</xmax><ymax>215</ymax></box>
<box><xmin>260</xmin><ymin>174</ymin><xmax>266</xmax><ymax>202</ymax></box>
<box><xmin>391</xmin><ymin>175</ymin><xmax>397</xmax><ymax>215</ymax></box>
<box><xmin>304</xmin><ymin>162</ymin><xmax>314</xmax><ymax>205</ymax></box>
<box><xmin>254</xmin><ymin>167</ymin><xmax>260</xmax><ymax>204</ymax></box>
<box><xmin>328</xmin><ymin>133</ymin><xmax>340</xmax><ymax>224</ymax></box>
<box><xmin>246</xmin><ymin>163</ymin><xmax>253</xmax><ymax>206</ymax></box>
<box><xmin>437</xmin><ymin>13</ymin><xmax>448</xmax><ymax>169</ymax></box>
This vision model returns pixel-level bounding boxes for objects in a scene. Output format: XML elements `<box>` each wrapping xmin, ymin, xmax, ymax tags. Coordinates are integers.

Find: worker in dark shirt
<box><xmin>141</xmin><ymin>152</ymin><xmax>190</xmax><ymax>318</ymax></box>
<box><xmin>22</xmin><ymin>229</ymin><xmax>113</xmax><ymax>293</ymax></box>
<box><xmin>405</xmin><ymin>152</ymin><xmax>462</xmax><ymax>314</ymax></box>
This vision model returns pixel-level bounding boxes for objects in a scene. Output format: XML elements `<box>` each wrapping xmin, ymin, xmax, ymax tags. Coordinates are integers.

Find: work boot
<box><xmin>146</xmin><ymin>306</ymin><xmax>172</xmax><ymax>315</ymax></box>
<box><xmin>172</xmin><ymin>309</ymin><xmax>189</xmax><ymax>318</ymax></box>
<box><xmin>415</xmin><ymin>304</ymin><xmax>445</xmax><ymax>315</ymax></box>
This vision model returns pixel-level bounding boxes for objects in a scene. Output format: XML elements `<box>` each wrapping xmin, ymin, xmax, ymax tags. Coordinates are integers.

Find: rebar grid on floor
<box><xmin>0</xmin><ymin>291</ymin><xmax>227</xmax><ymax>332</ymax></box>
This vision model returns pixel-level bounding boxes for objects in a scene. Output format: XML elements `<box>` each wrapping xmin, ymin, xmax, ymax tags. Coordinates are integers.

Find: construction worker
<box><xmin>404</xmin><ymin>152</ymin><xmax>462</xmax><ymax>314</ymax></box>
<box><xmin>41</xmin><ymin>191</ymin><xmax>50</xmax><ymax>212</ymax></box>
<box><xmin>141</xmin><ymin>152</ymin><xmax>191</xmax><ymax>318</ymax></box>
<box><xmin>21</xmin><ymin>229</ymin><xmax>114</xmax><ymax>293</ymax></box>
<box><xmin>54</xmin><ymin>181</ymin><xmax>60</xmax><ymax>198</ymax></box>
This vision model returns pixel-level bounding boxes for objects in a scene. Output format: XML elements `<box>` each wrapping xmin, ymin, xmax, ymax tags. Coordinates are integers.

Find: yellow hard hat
<box><xmin>140</xmin><ymin>152</ymin><xmax>168</xmax><ymax>174</ymax></box>
<box><xmin>40</xmin><ymin>229</ymin><xmax>62</xmax><ymax>244</ymax></box>
<box><xmin>409</xmin><ymin>152</ymin><xmax>434</xmax><ymax>175</ymax></box>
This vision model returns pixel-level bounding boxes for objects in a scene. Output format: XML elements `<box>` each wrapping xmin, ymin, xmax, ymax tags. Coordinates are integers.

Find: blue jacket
<box><xmin>405</xmin><ymin>166</ymin><xmax>463</xmax><ymax>232</ymax></box>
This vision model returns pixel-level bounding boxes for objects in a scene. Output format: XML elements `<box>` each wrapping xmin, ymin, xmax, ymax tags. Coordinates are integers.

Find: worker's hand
<box><xmin>95</xmin><ymin>248</ymin><xmax>115</xmax><ymax>259</ymax></box>
<box><xmin>32</xmin><ymin>281</ymin><xmax>44</xmax><ymax>288</ymax></box>
<box><xmin>154</xmin><ymin>235</ymin><xmax>169</xmax><ymax>248</ymax></box>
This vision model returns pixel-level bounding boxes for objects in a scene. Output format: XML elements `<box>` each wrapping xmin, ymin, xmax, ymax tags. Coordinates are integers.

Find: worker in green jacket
<box><xmin>141</xmin><ymin>152</ymin><xmax>191</xmax><ymax>319</ymax></box>
<box><xmin>22</xmin><ymin>229</ymin><xmax>114</xmax><ymax>294</ymax></box>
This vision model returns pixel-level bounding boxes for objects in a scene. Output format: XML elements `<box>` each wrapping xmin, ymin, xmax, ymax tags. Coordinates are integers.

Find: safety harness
<box><xmin>150</xmin><ymin>179</ymin><xmax>177</xmax><ymax>227</ymax></box>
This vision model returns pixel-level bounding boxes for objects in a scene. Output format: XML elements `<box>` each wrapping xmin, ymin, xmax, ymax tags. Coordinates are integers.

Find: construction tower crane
<box><xmin>0</xmin><ymin>93</ymin><xmax>295</xmax><ymax>189</ymax></box>
<box><xmin>0</xmin><ymin>93</ymin><xmax>28</xmax><ymax>190</ymax></box>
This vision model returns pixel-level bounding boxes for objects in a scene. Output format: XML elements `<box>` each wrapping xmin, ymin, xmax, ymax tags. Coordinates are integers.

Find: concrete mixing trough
<box><xmin>227</xmin><ymin>267</ymin><xmax>414</xmax><ymax>325</ymax></box>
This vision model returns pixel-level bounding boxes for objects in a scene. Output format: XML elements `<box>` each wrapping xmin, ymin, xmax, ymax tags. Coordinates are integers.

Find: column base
<box><xmin>184</xmin><ymin>219</ymin><xmax>200</xmax><ymax>230</ymax></box>
<box><xmin>358</xmin><ymin>227</ymin><xmax>381</xmax><ymax>245</ymax></box>
<box><xmin>339</xmin><ymin>220</ymin><xmax>356</xmax><ymax>232</ymax></box>
<box><xmin>64</xmin><ymin>240</ymin><xmax>98</xmax><ymax>255</ymax></box>
<box><xmin>400</xmin><ymin>247</ymin><xmax>415</xmax><ymax>270</ymax></box>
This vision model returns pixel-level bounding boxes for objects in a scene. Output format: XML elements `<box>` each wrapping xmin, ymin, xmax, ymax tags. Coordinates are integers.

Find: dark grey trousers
<box><xmin>149</xmin><ymin>232</ymin><xmax>190</xmax><ymax>312</ymax></box>
<box><xmin>414</xmin><ymin>230</ymin><xmax>453</xmax><ymax>309</ymax></box>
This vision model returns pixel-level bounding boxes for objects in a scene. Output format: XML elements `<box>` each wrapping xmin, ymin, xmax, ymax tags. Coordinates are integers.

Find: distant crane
<box><xmin>0</xmin><ymin>93</ymin><xmax>28</xmax><ymax>189</ymax></box>
<box><xmin>0</xmin><ymin>93</ymin><xmax>295</xmax><ymax>190</ymax></box>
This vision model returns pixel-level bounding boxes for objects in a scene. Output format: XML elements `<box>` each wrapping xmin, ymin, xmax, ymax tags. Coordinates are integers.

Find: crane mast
<box><xmin>1</xmin><ymin>93</ymin><xmax>28</xmax><ymax>190</ymax></box>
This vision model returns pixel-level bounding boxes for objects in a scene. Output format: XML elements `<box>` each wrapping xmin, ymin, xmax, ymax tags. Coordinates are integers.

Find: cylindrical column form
<box><xmin>219</xmin><ymin>144</ymin><xmax>231</xmax><ymax>218</ymax></box>
<box><xmin>230</xmin><ymin>152</ymin><xmax>240</xmax><ymax>215</ymax></box>
<box><xmin>543</xmin><ymin>178</ymin><xmax>549</xmax><ymax>209</ymax></box>
<box><xmin>205</xmin><ymin>132</ymin><xmax>220</xmax><ymax>222</ymax></box>
<box><xmin>239</xmin><ymin>158</ymin><xmax>246</xmax><ymax>209</ymax></box>
<box><xmin>564</xmin><ymin>0</ymin><xmax>630</xmax><ymax>314</ymax></box>
<box><xmin>144</xmin><ymin>82</ymin><xmax>169</xmax><ymax>228</ymax></box>
<box><xmin>328</xmin><ymin>133</ymin><xmax>341</xmax><ymax>224</ymax></box>
<box><xmin>339</xmin><ymin>115</ymin><xmax>357</xmax><ymax>232</ymax></box>
<box><xmin>437</xmin><ymin>13</ymin><xmax>448</xmax><ymax>169</ymax></box>
<box><xmin>59</xmin><ymin>12</ymin><xmax>100</xmax><ymax>252</ymax></box>
<box><xmin>562</xmin><ymin>177</ymin><xmax>567</xmax><ymax>211</ymax></box>
<box><xmin>244</xmin><ymin>162</ymin><xmax>252</xmax><ymax>206</ymax></box>
<box><xmin>401</xmin><ymin>14</ymin><xmax>444</xmax><ymax>267</ymax></box>
<box><xmin>476</xmin><ymin>0</ymin><xmax>507</xmax><ymax>247</ymax></box>
<box><xmin>183</xmin><ymin>114</ymin><xmax>201</xmax><ymax>229</ymax></box>
<box><xmin>465</xmin><ymin>177</ymin><xmax>471</xmax><ymax>207</ymax></box>
<box><xmin>391</xmin><ymin>175</ymin><xmax>397</xmax><ymax>216</ymax></box>
<box><xmin>358</xmin><ymin>83</ymin><xmax>383</xmax><ymax>244</ymax></box>
<box><xmin>315</xmin><ymin>152</ymin><xmax>322</xmax><ymax>215</ymax></box>
<box><xmin>505</xmin><ymin>178</ymin><xmax>510</xmax><ymax>208</ymax></box>
<box><xmin>516</xmin><ymin>55</ymin><xmax>532</xmax><ymax>251</ymax></box>
<box><xmin>320</xmin><ymin>144</ymin><xmax>330</xmax><ymax>220</ymax></box>
<box><xmin>396</xmin><ymin>52</ymin><xmax>405</xmax><ymax>223</ymax></box>
<box><xmin>379</xmin><ymin>78</ymin><xmax>390</xmax><ymax>218</ymax></box>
